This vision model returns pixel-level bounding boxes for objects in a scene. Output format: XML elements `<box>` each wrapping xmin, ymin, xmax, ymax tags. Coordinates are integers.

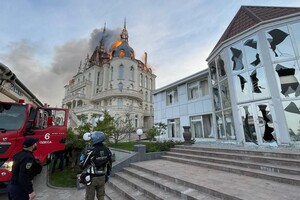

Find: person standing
<box><xmin>51</xmin><ymin>150</ymin><xmax>64</xmax><ymax>173</ymax></box>
<box><xmin>80</xmin><ymin>131</ymin><xmax>112</xmax><ymax>200</ymax></box>
<box><xmin>8</xmin><ymin>137</ymin><xmax>42</xmax><ymax>200</ymax></box>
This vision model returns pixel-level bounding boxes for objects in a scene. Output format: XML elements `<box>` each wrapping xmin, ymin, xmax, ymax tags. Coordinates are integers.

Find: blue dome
<box><xmin>111</xmin><ymin>40</ymin><xmax>135</xmax><ymax>59</ymax></box>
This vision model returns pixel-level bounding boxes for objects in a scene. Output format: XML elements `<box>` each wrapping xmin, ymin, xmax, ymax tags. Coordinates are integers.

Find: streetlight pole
<box><xmin>136</xmin><ymin>128</ymin><xmax>143</xmax><ymax>143</ymax></box>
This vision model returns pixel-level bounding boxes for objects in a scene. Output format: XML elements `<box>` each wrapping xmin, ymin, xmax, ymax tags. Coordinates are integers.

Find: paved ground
<box><xmin>0</xmin><ymin>166</ymin><xmax>86</xmax><ymax>200</ymax></box>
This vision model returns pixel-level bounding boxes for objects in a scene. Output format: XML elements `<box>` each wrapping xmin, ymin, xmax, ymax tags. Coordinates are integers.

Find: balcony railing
<box><xmin>68</xmin><ymin>80</ymin><xmax>92</xmax><ymax>92</ymax></box>
<box><xmin>72</xmin><ymin>105</ymin><xmax>153</xmax><ymax>116</ymax></box>
<box><xmin>62</xmin><ymin>93</ymin><xmax>86</xmax><ymax>103</ymax></box>
<box><xmin>92</xmin><ymin>89</ymin><xmax>143</xmax><ymax>101</ymax></box>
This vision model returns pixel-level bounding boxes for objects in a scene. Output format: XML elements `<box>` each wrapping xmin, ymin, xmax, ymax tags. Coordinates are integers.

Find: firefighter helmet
<box><xmin>91</xmin><ymin>131</ymin><xmax>105</xmax><ymax>145</ymax></box>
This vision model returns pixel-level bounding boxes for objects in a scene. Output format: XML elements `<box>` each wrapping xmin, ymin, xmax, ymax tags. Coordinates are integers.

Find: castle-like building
<box><xmin>62</xmin><ymin>22</ymin><xmax>156</xmax><ymax>131</ymax></box>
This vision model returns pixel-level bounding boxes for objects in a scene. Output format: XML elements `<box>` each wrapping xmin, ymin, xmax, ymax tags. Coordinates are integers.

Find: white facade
<box><xmin>207</xmin><ymin>7</ymin><xmax>300</xmax><ymax>146</ymax></box>
<box><xmin>154</xmin><ymin>6</ymin><xmax>300</xmax><ymax>147</ymax></box>
<box><xmin>153</xmin><ymin>70</ymin><xmax>213</xmax><ymax>141</ymax></box>
<box><xmin>62</xmin><ymin>24</ymin><xmax>156</xmax><ymax>131</ymax></box>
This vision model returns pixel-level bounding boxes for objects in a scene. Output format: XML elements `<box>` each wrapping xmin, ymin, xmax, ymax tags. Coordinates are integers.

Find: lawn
<box><xmin>48</xmin><ymin>140</ymin><xmax>183</xmax><ymax>187</ymax></box>
<box><xmin>48</xmin><ymin>162</ymin><xmax>81</xmax><ymax>188</ymax></box>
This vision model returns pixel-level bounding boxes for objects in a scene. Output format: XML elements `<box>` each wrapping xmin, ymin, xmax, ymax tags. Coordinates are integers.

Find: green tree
<box><xmin>111</xmin><ymin>116</ymin><xmax>131</xmax><ymax>144</ymax></box>
<box><xmin>93</xmin><ymin>110</ymin><xmax>115</xmax><ymax>143</ymax></box>
<box><xmin>146</xmin><ymin>122</ymin><xmax>167</xmax><ymax>141</ymax></box>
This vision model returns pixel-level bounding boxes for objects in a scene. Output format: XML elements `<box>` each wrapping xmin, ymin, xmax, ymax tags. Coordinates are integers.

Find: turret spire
<box><xmin>100</xmin><ymin>23</ymin><xmax>106</xmax><ymax>52</ymax></box>
<box><xmin>120</xmin><ymin>17</ymin><xmax>128</xmax><ymax>42</ymax></box>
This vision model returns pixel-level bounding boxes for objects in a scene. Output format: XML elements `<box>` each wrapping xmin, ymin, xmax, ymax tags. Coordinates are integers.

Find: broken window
<box><xmin>256</xmin><ymin>104</ymin><xmax>276</xmax><ymax>143</ymax></box>
<box><xmin>220</xmin><ymin>80</ymin><xmax>231</xmax><ymax>109</ymax></box>
<box><xmin>167</xmin><ymin>118</ymin><xmax>180</xmax><ymax>138</ymax></box>
<box><xmin>213</xmin><ymin>86</ymin><xmax>221</xmax><ymax>111</ymax></box>
<box><xmin>230</xmin><ymin>44</ymin><xmax>244</xmax><ymax>71</ymax></box>
<box><xmin>209</xmin><ymin>61</ymin><xmax>217</xmax><ymax>85</ymax></box>
<box><xmin>190</xmin><ymin>114</ymin><xmax>213</xmax><ymax>138</ymax></box>
<box><xmin>240</xmin><ymin>105</ymin><xmax>257</xmax><ymax>144</ymax></box>
<box><xmin>283</xmin><ymin>100</ymin><xmax>300</xmax><ymax>141</ymax></box>
<box><xmin>188</xmin><ymin>81</ymin><xmax>200</xmax><ymax>100</ymax></box>
<box><xmin>234</xmin><ymin>72</ymin><xmax>251</xmax><ymax>103</ymax></box>
<box><xmin>243</xmin><ymin>36</ymin><xmax>261</xmax><ymax>69</ymax></box>
<box><xmin>266</xmin><ymin>26</ymin><xmax>294</xmax><ymax>61</ymax></box>
<box><xmin>291</xmin><ymin>22</ymin><xmax>300</xmax><ymax>56</ymax></box>
<box><xmin>224</xmin><ymin>109</ymin><xmax>236</xmax><ymax>140</ymax></box>
<box><xmin>216</xmin><ymin>112</ymin><xmax>225</xmax><ymax>139</ymax></box>
<box><xmin>274</xmin><ymin>61</ymin><xmax>300</xmax><ymax>98</ymax></box>
<box><xmin>217</xmin><ymin>55</ymin><xmax>226</xmax><ymax>78</ymax></box>
<box><xmin>166</xmin><ymin>89</ymin><xmax>177</xmax><ymax>105</ymax></box>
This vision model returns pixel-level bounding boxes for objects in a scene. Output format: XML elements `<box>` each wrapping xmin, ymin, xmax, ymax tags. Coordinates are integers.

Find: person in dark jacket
<box><xmin>80</xmin><ymin>131</ymin><xmax>112</xmax><ymax>200</ymax></box>
<box><xmin>8</xmin><ymin>137</ymin><xmax>42</xmax><ymax>200</ymax></box>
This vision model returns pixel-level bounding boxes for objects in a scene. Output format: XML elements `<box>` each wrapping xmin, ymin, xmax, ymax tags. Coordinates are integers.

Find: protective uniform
<box><xmin>8</xmin><ymin>138</ymin><xmax>42</xmax><ymax>200</ymax></box>
<box><xmin>80</xmin><ymin>131</ymin><xmax>112</xmax><ymax>200</ymax></box>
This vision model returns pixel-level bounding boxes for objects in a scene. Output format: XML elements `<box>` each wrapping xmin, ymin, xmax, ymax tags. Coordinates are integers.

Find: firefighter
<box><xmin>8</xmin><ymin>137</ymin><xmax>42</xmax><ymax>200</ymax></box>
<box><xmin>80</xmin><ymin>131</ymin><xmax>112</xmax><ymax>200</ymax></box>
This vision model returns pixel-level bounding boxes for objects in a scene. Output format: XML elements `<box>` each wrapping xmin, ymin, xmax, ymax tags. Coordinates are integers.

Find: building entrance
<box><xmin>239</xmin><ymin>102</ymin><xmax>277</xmax><ymax>145</ymax></box>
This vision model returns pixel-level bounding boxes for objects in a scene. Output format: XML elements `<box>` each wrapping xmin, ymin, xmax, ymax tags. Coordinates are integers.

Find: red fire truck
<box><xmin>0</xmin><ymin>63</ymin><xmax>69</xmax><ymax>191</ymax></box>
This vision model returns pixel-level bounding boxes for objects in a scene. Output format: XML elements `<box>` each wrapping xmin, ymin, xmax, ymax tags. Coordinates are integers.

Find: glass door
<box><xmin>239</xmin><ymin>102</ymin><xmax>276</xmax><ymax>145</ymax></box>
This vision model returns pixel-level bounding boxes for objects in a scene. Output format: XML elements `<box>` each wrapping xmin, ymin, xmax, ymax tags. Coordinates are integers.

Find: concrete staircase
<box><xmin>107</xmin><ymin>145</ymin><xmax>300</xmax><ymax>200</ymax></box>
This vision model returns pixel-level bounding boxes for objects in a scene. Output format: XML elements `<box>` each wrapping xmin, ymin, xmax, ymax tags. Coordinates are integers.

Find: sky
<box><xmin>1</xmin><ymin>0</ymin><xmax>299</xmax><ymax>107</ymax></box>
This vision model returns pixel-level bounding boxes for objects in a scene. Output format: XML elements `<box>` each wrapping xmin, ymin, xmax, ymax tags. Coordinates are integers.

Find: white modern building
<box><xmin>154</xmin><ymin>5</ymin><xmax>300</xmax><ymax>146</ymax></box>
<box><xmin>62</xmin><ymin>22</ymin><xmax>156</xmax><ymax>131</ymax></box>
<box><xmin>153</xmin><ymin>70</ymin><xmax>213</xmax><ymax>142</ymax></box>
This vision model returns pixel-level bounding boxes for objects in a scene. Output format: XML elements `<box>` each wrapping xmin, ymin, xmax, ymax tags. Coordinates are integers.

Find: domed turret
<box><xmin>111</xmin><ymin>40</ymin><xmax>135</xmax><ymax>59</ymax></box>
<box><xmin>111</xmin><ymin>19</ymin><xmax>135</xmax><ymax>59</ymax></box>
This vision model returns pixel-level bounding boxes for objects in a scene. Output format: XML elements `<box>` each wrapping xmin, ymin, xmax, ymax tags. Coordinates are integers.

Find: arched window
<box><xmin>149</xmin><ymin>78</ymin><xmax>152</xmax><ymax>90</ymax></box>
<box><xmin>139</xmin><ymin>74</ymin><xmax>143</xmax><ymax>87</ymax></box>
<box><xmin>130</xmin><ymin>52</ymin><xmax>134</xmax><ymax>59</ymax></box>
<box><xmin>145</xmin><ymin>76</ymin><xmax>148</xmax><ymax>89</ymax></box>
<box><xmin>129</xmin><ymin>66</ymin><xmax>134</xmax><ymax>81</ymax></box>
<box><xmin>145</xmin><ymin>91</ymin><xmax>148</xmax><ymax>101</ymax></box>
<box><xmin>110</xmin><ymin>66</ymin><xmax>114</xmax><ymax>81</ymax></box>
<box><xmin>120</xmin><ymin>50</ymin><xmax>125</xmax><ymax>58</ymax></box>
<box><xmin>119</xmin><ymin>65</ymin><xmax>124</xmax><ymax>79</ymax></box>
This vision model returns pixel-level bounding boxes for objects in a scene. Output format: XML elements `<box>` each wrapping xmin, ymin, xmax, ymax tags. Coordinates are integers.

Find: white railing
<box><xmin>92</xmin><ymin>89</ymin><xmax>143</xmax><ymax>101</ymax></box>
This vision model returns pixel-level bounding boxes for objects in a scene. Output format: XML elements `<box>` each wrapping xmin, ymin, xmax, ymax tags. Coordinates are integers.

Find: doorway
<box><xmin>239</xmin><ymin>102</ymin><xmax>277</xmax><ymax>145</ymax></box>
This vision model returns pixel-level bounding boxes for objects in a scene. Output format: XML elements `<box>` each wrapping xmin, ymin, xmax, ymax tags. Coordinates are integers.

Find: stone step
<box><xmin>166</xmin><ymin>151</ymin><xmax>300</xmax><ymax>176</ymax></box>
<box><xmin>123</xmin><ymin>167</ymin><xmax>219</xmax><ymax>200</ymax></box>
<box><xmin>130</xmin><ymin>159</ymin><xmax>300</xmax><ymax>200</ymax></box>
<box><xmin>170</xmin><ymin>148</ymin><xmax>300</xmax><ymax>167</ymax></box>
<box><xmin>162</xmin><ymin>155</ymin><xmax>300</xmax><ymax>185</ymax></box>
<box><xmin>174</xmin><ymin>145</ymin><xmax>300</xmax><ymax>159</ymax></box>
<box><xmin>105</xmin><ymin>182</ymin><xmax>130</xmax><ymax>200</ymax></box>
<box><xmin>115</xmin><ymin>171</ymin><xmax>183</xmax><ymax>200</ymax></box>
<box><xmin>108</xmin><ymin>178</ymin><xmax>151</xmax><ymax>200</ymax></box>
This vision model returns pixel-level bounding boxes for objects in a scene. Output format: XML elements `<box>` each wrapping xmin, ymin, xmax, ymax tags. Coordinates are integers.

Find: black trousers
<box><xmin>8</xmin><ymin>183</ymin><xmax>29</xmax><ymax>200</ymax></box>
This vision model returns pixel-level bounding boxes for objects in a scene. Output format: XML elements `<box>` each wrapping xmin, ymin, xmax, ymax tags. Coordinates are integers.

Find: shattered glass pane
<box><xmin>217</xmin><ymin>54</ymin><xmax>226</xmax><ymax>79</ymax></box>
<box><xmin>213</xmin><ymin>86</ymin><xmax>221</xmax><ymax>111</ymax></box>
<box><xmin>234</xmin><ymin>72</ymin><xmax>251</xmax><ymax>102</ymax></box>
<box><xmin>256</xmin><ymin>103</ymin><xmax>276</xmax><ymax>143</ymax></box>
<box><xmin>291</xmin><ymin>22</ymin><xmax>300</xmax><ymax>56</ymax></box>
<box><xmin>209</xmin><ymin>61</ymin><xmax>217</xmax><ymax>85</ymax></box>
<box><xmin>216</xmin><ymin>112</ymin><xmax>225</xmax><ymax>139</ymax></box>
<box><xmin>220</xmin><ymin>80</ymin><xmax>231</xmax><ymax>108</ymax></box>
<box><xmin>230</xmin><ymin>43</ymin><xmax>244</xmax><ymax>71</ymax></box>
<box><xmin>243</xmin><ymin>36</ymin><xmax>261</xmax><ymax>69</ymax></box>
<box><xmin>274</xmin><ymin>61</ymin><xmax>300</xmax><ymax>98</ymax></box>
<box><xmin>283</xmin><ymin>100</ymin><xmax>300</xmax><ymax>141</ymax></box>
<box><xmin>240</xmin><ymin>105</ymin><xmax>258</xmax><ymax>144</ymax></box>
<box><xmin>224</xmin><ymin>109</ymin><xmax>236</xmax><ymax>140</ymax></box>
<box><xmin>251</xmin><ymin>67</ymin><xmax>270</xmax><ymax>99</ymax></box>
<box><xmin>266</xmin><ymin>26</ymin><xmax>294</xmax><ymax>61</ymax></box>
